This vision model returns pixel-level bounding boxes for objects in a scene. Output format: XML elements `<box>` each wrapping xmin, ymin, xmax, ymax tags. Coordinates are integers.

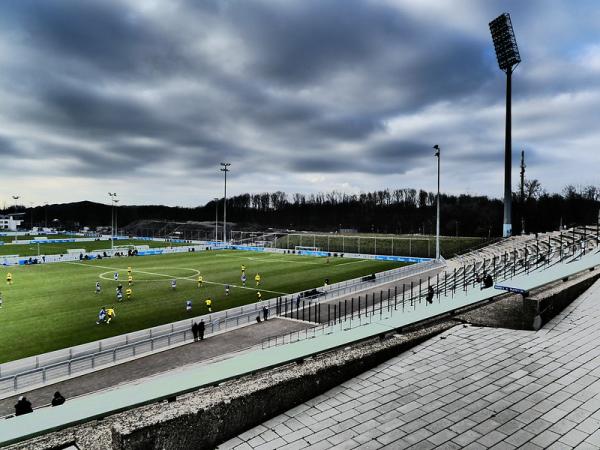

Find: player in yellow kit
<box><xmin>257</xmin><ymin>291</ymin><xmax>262</xmax><ymax>301</ymax></box>
<box><xmin>205</xmin><ymin>298</ymin><xmax>212</xmax><ymax>313</ymax></box>
<box><xmin>6</xmin><ymin>272</ymin><xmax>12</xmax><ymax>285</ymax></box>
<box><xmin>197</xmin><ymin>275</ymin><xmax>203</xmax><ymax>288</ymax></box>
<box><xmin>126</xmin><ymin>288</ymin><xmax>132</xmax><ymax>299</ymax></box>
<box><xmin>106</xmin><ymin>308</ymin><xmax>116</xmax><ymax>324</ymax></box>
<box><xmin>128</xmin><ymin>275</ymin><xmax>133</xmax><ymax>286</ymax></box>
<box><xmin>241</xmin><ymin>264</ymin><xmax>246</xmax><ymax>274</ymax></box>
<box><xmin>254</xmin><ymin>273</ymin><xmax>261</xmax><ymax>286</ymax></box>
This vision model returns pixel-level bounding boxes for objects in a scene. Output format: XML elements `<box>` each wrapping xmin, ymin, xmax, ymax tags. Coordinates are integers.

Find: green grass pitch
<box><xmin>0</xmin><ymin>250</ymin><xmax>408</xmax><ymax>363</ymax></box>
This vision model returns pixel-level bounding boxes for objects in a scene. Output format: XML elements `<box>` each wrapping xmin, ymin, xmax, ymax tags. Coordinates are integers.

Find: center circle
<box><xmin>98</xmin><ymin>268</ymin><xmax>200</xmax><ymax>282</ymax></box>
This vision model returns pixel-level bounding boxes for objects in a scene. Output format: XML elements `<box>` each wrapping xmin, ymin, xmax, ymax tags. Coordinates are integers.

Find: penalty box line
<box><xmin>67</xmin><ymin>261</ymin><xmax>290</xmax><ymax>296</ymax></box>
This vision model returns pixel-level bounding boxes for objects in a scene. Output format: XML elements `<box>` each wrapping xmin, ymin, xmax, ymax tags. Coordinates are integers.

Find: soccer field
<box><xmin>0</xmin><ymin>250</ymin><xmax>407</xmax><ymax>363</ymax></box>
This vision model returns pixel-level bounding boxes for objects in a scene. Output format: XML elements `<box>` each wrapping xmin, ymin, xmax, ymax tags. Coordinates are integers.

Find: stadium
<box><xmin>2</xmin><ymin>2</ymin><xmax>600</xmax><ymax>450</ymax></box>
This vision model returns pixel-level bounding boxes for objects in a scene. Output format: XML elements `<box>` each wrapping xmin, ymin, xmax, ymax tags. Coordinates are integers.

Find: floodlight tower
<box><xmin>220</xmin><ymin>163</ymin><xmax>231</xmax><ymax>243</ymax></box>
<box><xmin>108</xmin><ymin>192</ymin><xmax>118</xmax><ymax>249</ymax></box>
<box><xmin>433</xmin><ymin>145</ymin><xmax>441</xmax><ymax>260</ymax></box>
<box><xmin>489</xmin><ymin>12</ymin><xmax>521</xmax><ymax>237</ymax></box>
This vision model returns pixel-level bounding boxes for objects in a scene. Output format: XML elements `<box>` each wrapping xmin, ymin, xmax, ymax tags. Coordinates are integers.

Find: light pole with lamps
<box><xmin>489</xmin><ymin>13</ymin><xmax>521</xmax><ymax>237</ymax></box>
<box><xmin>433</xmin><ymin>145</ymin><xmax>441</xmax><ymax>260</ymax></box>
<box><xmin>108</xmin><ymin>193</ymin><xmax>118</xmax><ymax>249</ymax></box>
<box><xmin>220</xmin><ymin>163</ymin><xmax>231</xmax><ymax>243</ymax></box>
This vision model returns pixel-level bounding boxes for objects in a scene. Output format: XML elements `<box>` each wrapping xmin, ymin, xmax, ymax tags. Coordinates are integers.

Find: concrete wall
<box><xmin>456</xmin><ymin>268</ymin><xmax>600</xmax><ymax>330</ymax></box>
<box><xmin>525</xmin><ymin>268</ymin><xmax>600</xmax><ymax>330</ymax></box>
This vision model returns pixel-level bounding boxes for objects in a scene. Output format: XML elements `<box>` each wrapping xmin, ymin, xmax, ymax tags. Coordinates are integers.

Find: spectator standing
<box><xmin>426</xmin><ymin>286</ymin><xmax>434</xmax><ymax>304</ymax></box>
<box><xmin>198</xmin><ymin>319</ymin><xmax>205</xmax><ymax>340</ymax></box>
<box><xmin>191</xmin><ymin>322</ymin><xmax>199</xmax><ymax>341</ymax></box>
<box><xmin>263</xmin><ymin>306</ymin><xmax>269</xmax><ymax>321</ymax></box>
<box><xmin>51</xmin><ymin>392</ymin><xmax>66</xmax><ymax>407</ymax></box>
<box><xmin>484</xmin><ymin>273</ymin><xmax>494</xmax><ymax>289</ymax></box>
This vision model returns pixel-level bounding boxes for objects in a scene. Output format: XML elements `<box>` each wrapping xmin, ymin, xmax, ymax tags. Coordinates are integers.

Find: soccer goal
<box><xmin>294</xmin><ymin>246</ymin><xmax>321</xmax><ymax>252</ymax></box>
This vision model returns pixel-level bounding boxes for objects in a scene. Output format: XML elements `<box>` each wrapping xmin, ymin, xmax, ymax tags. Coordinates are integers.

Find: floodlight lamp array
<box><xmin>489</xmin><ymin>13</ymin><xmax>521</xmax><ymax>73</ymax></box>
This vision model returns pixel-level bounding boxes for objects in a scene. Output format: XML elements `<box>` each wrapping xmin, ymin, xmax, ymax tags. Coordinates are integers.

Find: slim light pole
<box><xmin>108</xmin><ymin>192</ymin><xmax>117</xmax><ymax>249</ymax></box>
<box><xmin>12</xmin><ymin>195</ymin><xmax>19</xmax><ymax>242</ymax></box>
<box><xmin>433</xmin><ymin>145</ymin><xmax>441</xmax><ymax>260</ymax></box>
<box><xmin>214</xmin><ymin>197</ymin><xmax>219</xmax><ymax>241</ymax></box>
<box><xmin>220</xmin><ymin>163</ymin><xmax>231</xmax><ymax>243</ymax></box>
<box><xmin>114</xmin><ymin>199</ymin><xmax>119</xmax><ymax>242</ymax></box>
<box><xmin>489</xmin><ymin>13</ymin><xmax>521</xmax><ymax>238</ymax></box>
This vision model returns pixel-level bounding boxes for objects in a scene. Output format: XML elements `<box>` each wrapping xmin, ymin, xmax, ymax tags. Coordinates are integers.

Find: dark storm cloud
<box><xmin>0</xmin><ymin>136</ymin><xmax>19</xmax><ymax>157</ymax></box>
<box><xmin>0</xmin><ymin>0</ymin><xmax>598</xmax><ymax>204</ymax></box>
<box><xmin>370</xmin><ymin>140</ymin><xmax>429</xmax><ymax>163</ymax></box>
<box><xmin>33</xmin><ymin>80</ymin><xmax>169</xmax><ymax>138</ymax></box>
<box><xmin>289</xmin><ymin>156</ymin><xmax>359</xmax><ymax>173</ymax></box>
<box><xmin>227</xmin><ymin>1</ymin><xmax>417</xmax><ymax>85</ymax></box>
<box><xmin>2</xmin><ymin>0</ymin><xmax>185</xmax><ymax>79</ymax></box>
<box><xmin>226</xmin><ymin>0</ymin><xmax>495</xmax><ymax>111</ymax></box>
<box><xmin>289</xmin><ymin>139</ymin><xmax>432</xmax><ymax>175</ymax></box>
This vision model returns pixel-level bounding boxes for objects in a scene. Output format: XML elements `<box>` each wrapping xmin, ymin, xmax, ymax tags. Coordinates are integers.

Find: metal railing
<box><xmin>262</xmin><ymin>230</ymin><xmax>600</xmax><ymax>349</ymax></box>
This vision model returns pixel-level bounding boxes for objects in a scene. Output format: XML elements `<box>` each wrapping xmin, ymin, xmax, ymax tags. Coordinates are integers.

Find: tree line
<box><xmin>4</xmin><ymin>182</ymin><xmax>600</xmax><ymax>237</ymax></box>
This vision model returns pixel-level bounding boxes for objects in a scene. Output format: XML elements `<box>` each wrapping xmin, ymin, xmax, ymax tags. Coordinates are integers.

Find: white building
<box><xmin>0</xmin><ymin>214</ymin><xmax>24</xmax><ymax>231</ymax></box>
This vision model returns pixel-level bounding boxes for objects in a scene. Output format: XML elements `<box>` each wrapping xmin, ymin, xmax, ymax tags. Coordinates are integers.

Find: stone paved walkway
<box><xmin>221</xmin><ymin>280</ymin><xmax>600</xmax><ymax>449</ymax></box>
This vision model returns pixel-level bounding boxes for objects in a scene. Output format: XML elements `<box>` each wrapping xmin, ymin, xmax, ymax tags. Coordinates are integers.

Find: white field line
<box><xmin>68</xmin><ymin>261</ymin><xmax>290</xmax><ymax>296</ymax></box>
<box><xmin>212</xmin><ymin>253</ymin><xmax>324</xmax><ymax>265</ymax></box>
<box><xmin>212</xmin><ymin>252</ymin><xmax>373</xmax><ymax>267</ymax></box>
<box><xmin>335</xmin><ymin>259</ymin><xmax>370</xmax><ymax>266</ymax></box>
<box><xmin>179</xmin><ymin>275</ymin><xmax>289</xmax><ymax>296</ymax></box>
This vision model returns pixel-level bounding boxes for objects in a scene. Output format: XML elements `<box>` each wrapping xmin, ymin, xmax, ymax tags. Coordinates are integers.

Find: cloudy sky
<box><xmin>0</xmin><ymin>0</ymin><xmax>599</xmax><ymax>207</ymax></box>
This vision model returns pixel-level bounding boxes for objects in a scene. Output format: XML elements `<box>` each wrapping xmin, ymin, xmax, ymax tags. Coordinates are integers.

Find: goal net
<box><xmin>294</xmin><ymin>246</ymin><xmax>321</xmax><ymax>252</ymax></box>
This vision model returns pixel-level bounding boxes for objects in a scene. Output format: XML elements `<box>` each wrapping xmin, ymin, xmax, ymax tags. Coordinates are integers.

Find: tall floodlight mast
<box><xmin>433</xmin><ymin>145</ymin><xmax>441</xmax><ymax>260</ymax></box>
<box><xmin>220</xmin><ymin>163</ymin><xmax>231</xmax><ymax>243</ymax></box>
<box><xmin>489</xmin><ymin>12</ymin><xmax>521</xmax><ymax>238</ymax></box>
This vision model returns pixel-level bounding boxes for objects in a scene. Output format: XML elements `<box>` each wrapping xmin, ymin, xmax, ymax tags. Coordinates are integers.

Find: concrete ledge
<box><xmin>456</xmin><ymin>268</ymin><xmax>600</xmax><ymax>330</ymax></box>
<box><xmin>525</xmin><ymin>267</ymin><xmax>600</xmax><ymax>330</ymax></box>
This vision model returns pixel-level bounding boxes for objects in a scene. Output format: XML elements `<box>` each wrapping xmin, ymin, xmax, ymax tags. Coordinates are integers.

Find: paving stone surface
<box><xmin>220</xmin><ymin>279</ymin><xmax>600</xmax><ymax>449</ymax></box>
